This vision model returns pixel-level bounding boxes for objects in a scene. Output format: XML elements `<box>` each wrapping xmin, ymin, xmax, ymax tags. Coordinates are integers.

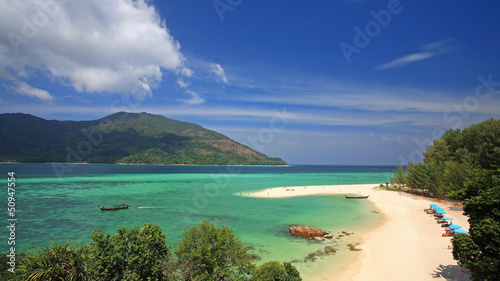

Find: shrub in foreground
<box><xmin>2</xmin><ymin>221</ymin><xmax>303</xmax><ymax>281</ymax></box>
<box><xmin>175</xmin><ymin>220</ymin><xmax>255</xmax><ymax>280</ymax></box>
<box><xmin>252</xmin><ymin>261</ymin><xmax>302</xmax><ymax>281</ymax></box>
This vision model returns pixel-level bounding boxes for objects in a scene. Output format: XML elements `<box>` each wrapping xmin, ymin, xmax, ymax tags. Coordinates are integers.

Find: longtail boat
<box><xmin>100</xmin><ymin>204</ymin><xmax>129</xmax><ymax>210</ymax></box>
<box><xmin>345</xmin><ymin>194</ymin><xmax>370</xmax><ymax>199</ymax></box>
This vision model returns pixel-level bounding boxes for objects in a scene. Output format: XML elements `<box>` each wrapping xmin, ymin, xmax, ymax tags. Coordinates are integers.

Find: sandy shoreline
<box><xmin>248</xmin><ymin>184</ymin><xmax>471</xmax><ymax>281</ymax></box>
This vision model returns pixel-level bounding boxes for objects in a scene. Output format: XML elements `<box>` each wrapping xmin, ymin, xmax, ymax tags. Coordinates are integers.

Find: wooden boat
<box><xmin>100</xmin><ymin>204</ymin><xmax>129</xmax><ymax>210</ymax></box>
<box><xmin>345</xmin><ymin>194</ymin><xmax>370</xmax><ymax>199</ymax></box>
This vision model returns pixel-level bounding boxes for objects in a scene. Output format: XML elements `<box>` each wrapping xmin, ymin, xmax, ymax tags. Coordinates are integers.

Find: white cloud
<box><xmin>178</xmin><ymin>90</ymin><xmax>205</xmax><ymax>105</ymax></box>
<box><xmin>177</xmin><ymin>78</ymin><xmax>190</xmax><ymax>88</ymax></box>
<box><xmin>0</xmin><ymin>0</ymin><xmax>190</xmax><ymax>97</ymax></box>
<box><xmin>225</xmin><ymin>81</ymin><xmax>460</xmax><ymax>113</ymax></box>
<box><xmin>13</xmin><ymin>82</ymin><xmax>53</xmax><ymax>102</ymax></box>
<box><xmin>376</xmin><ymin>39</ymin><xmax>454</xmax><ymax>70</ymax></box>
<box><xmin>376</xmin><ymin>52</ymin><xmax>435</xmax><ymax>70</ymax></box>
<box><xmin>210</xmin><ymin>63</ymin><xmax>228</xmax><ymax>84</ymax></box>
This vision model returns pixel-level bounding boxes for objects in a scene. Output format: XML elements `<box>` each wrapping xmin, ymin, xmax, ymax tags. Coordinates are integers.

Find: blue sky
<box><xmin>1</xmin><ymin>0</ymin><xmax>500</xmax><ymax>165</ymax></box>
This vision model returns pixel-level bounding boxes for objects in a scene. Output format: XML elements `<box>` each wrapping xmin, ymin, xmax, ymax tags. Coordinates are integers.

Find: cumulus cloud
<box><xmin>178</xmin><ymin>90</ymin><xmax>205</xmax><ymax>105</ymax></box>
<box><xmin>13</xmin><ymin>82</ymin><xmax>54</xmax><ymax>102</ymax></box>
<box><xmin>210</xmin><ymin>63</ymin><xmax>228</xmax><ymax>84</ymax></box>
<box><xmin>0</xmin><ymin>0</ymin><xmax>191</xmax><ymax>97</ymax></box>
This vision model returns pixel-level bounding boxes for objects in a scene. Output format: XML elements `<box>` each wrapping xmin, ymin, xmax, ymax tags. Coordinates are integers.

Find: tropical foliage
<box><xmin>252</xmin><ymin>261</ymin><xmax>302</xmax><ymax>281</ymax></box>
<box><xmin>389</xmin><ymin>118</ymin><xmax>500</xmax><ymax>280</ymax></box>
<box><xmin>175</xmin><ymin>220</ymin><xmax>254</xmax><ymax>280</ymax></box>
<box><xmin>1</xmin><ymin>221</ymin><xmax>302</xmax><ymax>281</ymax></box>
<box><xmin>453</xmin><ymin>171</ymin><xmax>500</xmax><ymax>280</ymax></box>
<box><xmin>391</xmin><ymin>118</ymin><xmax>499</xmax><ymax>198</ymax></box>
<box><xmin>88</xmin><ymin>223</ymin><xmax>172</xmax><ymax>280</ymax></box>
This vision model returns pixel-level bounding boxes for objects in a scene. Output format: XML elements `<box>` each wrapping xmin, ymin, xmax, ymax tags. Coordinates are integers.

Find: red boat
<box><xmin>100</xmin><ymin>204</ymin><xmax>129</xmax><ymax>210</ymax></box>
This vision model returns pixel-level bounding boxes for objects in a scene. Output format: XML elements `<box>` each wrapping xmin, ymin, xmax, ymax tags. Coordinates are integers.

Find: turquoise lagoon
<box><xmin>1</xmin><ymin>164</ymin><xmax>393</xmax><ymax>278</ymax></box>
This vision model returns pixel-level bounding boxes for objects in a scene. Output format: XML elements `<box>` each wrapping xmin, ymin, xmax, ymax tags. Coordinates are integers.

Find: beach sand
<box><xmin>248</xmin><ymin>184</ymin><xmax>471</xmax><ymax>281</ymax></box>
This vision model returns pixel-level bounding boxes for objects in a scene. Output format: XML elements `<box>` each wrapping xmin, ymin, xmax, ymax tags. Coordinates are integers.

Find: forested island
<box><xmin>0</xmin><ymin>112</ymin><xmax>287</xmax><ymax>166</ymax></box>
<box><xmin>390</xmin><ymin>118</ymin><xmax>500</xmax><ymax>280</ymax></box>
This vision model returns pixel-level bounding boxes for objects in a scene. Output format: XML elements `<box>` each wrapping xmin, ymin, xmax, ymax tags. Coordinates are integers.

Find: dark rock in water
<box><xmin>324</xmin><ymin>246</ymin><xmax>337</xmax><ymax>254</ymax></box>
<box><xmin>289</xmin><ymin>225</ymin><xmax>327</xmax><ymax>238</ymax></box>
<box><xmin>324</xmin><ymin>234</ymin><xmax>333</xmax><ymax>239</ymax></box>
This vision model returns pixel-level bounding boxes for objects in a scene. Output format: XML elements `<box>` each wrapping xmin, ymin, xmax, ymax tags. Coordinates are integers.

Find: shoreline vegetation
<box><xmin>388</xmin><ymin>118</ymin><xmax>500</xmax><ymax>280</ymax></box>
<box><xmin>1</xmin><ymin>221</ymin><xmax>302</xmax><ymax>281</ymax></box>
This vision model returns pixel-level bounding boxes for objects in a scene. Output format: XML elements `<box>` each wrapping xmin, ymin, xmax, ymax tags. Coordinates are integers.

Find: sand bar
<box><xmin>248</xmin><ymin>184</ymin><xmax>471</xmax><ymax>281</ymax></box>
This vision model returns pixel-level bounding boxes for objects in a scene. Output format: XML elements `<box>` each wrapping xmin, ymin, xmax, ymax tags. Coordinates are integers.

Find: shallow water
<box><xmin>1</xmin><ymin>164</ymin><xmax>393</xmax><ymax>278</ymax></box>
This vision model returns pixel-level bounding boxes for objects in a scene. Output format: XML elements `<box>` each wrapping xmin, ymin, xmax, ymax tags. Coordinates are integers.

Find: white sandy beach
<box><xmin>248</xmin><ymin>184</ymin><xmax>471</xmax><ymax>281</ymax></box>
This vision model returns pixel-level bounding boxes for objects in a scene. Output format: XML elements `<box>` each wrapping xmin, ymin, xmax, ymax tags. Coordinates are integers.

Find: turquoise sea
<box><xmin>1</xmin><ymin>164</ymin><xmax>394</xmax><ymax>279</ymax></box>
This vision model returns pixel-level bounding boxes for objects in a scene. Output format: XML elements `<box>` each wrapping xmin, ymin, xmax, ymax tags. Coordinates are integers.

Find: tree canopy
<box><xmin>392</xmin><ymin>118</ymin><xmax>500</xmax><ymax>199</ymax></box>
<box><xmin>1</xmin><ymin>221</ymin><xmax>302</xmax><ymax>281</ymax></box>
<box><xmin>390</xmin><ymin>118</ymin><xmax>500</xmax><ymax>280</ymax></box>
<box><xmin>175</xmin><ymin>220</ymin><xmax>255</xmax><ymax>281</ymax></box>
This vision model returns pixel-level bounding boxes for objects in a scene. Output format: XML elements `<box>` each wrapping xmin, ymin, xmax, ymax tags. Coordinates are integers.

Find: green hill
<box><xmin>0</xmin><ymin>112</ymin><xmax>287</xmax><ymax>165</ymax></box>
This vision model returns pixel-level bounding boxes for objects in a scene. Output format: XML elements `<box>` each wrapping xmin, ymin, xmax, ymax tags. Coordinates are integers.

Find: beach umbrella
<box><xmin>435</xmin><ymin>209</ymin><xmax>446</xmax><ymax>214</ymax></box>
<box><xmin>442</xmin><ymin>217</ymin><xmax>453</xmax><ymax>220</ymax></box>
<box><xmin>454</xmin><ymin>229</ymin><xmax>468</xmax><ymax>234</ymax></box>
<box><xmin>430</xmin><ymin>204</ymin><xmax>438</xmax><ymax>208</ymax></box>
<box><xmin>448</xmin><ymin>224</ymin><xmax>461</xmax><ymax>230</ymax></box>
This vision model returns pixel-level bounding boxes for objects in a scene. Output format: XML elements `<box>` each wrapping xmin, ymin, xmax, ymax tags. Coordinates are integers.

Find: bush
<box><xmin>19</xmin><ymin>241</ymin><xmax>90</xmax><ymax>281</ymax></box>
<box><xmin>175</xmin><ymin>220</ymin><xmax>254</xmax><ymax>280</ymax></box>
<box><xmin>89</xmin><ymin>223</ymin><xmax>172</xmax><ymax>281</ymax></box>
<box><xmin>252</xmin><ymin>261</ymin><xmax>302</xmax><ymax>281</ymax></box>
<box><xmin>3</xmin><ymin>221</ymin><xmax>303</xmax><ymax>281</ymax></box>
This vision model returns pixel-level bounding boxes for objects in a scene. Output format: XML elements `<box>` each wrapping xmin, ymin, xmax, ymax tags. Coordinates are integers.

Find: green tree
<box><xmin>461</xmin><ymin>118</ymin><xmax>500</xmax><ymax>170</ymax></box>
<box><xmin>175</xmin><ymin>220</ymin><xmax>254</xmax><ymax>281</ymax></box>
<box><xmin>390</xmin><ymin>163</ymin><xmax>406</xmax><ymax>188</ymax></box>
<box><xmin>283</xmin><ymin>262</ymin><xmax>301</xmax><ymax>281</ymax></box>
<box><xmin>453</xmin><ymin>172</ymin><xmax>500</xmax><ymax>280</ymax></box>
<box><xmin>19</xmin><ymin>241</ymin><xmax>90</xmax><ymax>281</ymax></box>
<box><xmin>443</xmin><ymin>159</ymin><xmax>475</xmax><ymax>199</ymax></box>
<box><xmin>251</xmin><ymin>261</ymin><xmax>301</xmax><ymax>281</ymax></box>
<box><xmin>441</xmin><ymin>128</ymin><xmax>464</xmax><ymax>161</ymax></box>
<box><xmin>89</xmin><ymin>223</ymin><xmax>172</xmax><ymax>281</ymax></box>
<box><xmin>423</xmin><ymin>138</ymin><xmax>451</xmax><ymax>164</ymax></box>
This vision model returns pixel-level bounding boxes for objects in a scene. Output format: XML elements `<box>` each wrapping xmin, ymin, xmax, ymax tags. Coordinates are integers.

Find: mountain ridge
<box><xmin>0</xmin><ymin>112</ymin><xmax>287</xmax><ymax>165</ymax></box>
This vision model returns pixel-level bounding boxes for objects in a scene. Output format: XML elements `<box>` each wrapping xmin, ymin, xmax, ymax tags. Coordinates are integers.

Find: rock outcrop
<box><xmin>289</xmin><ymin>225</ymin><xmax>327</xmax><ymax>238</ymax></box>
